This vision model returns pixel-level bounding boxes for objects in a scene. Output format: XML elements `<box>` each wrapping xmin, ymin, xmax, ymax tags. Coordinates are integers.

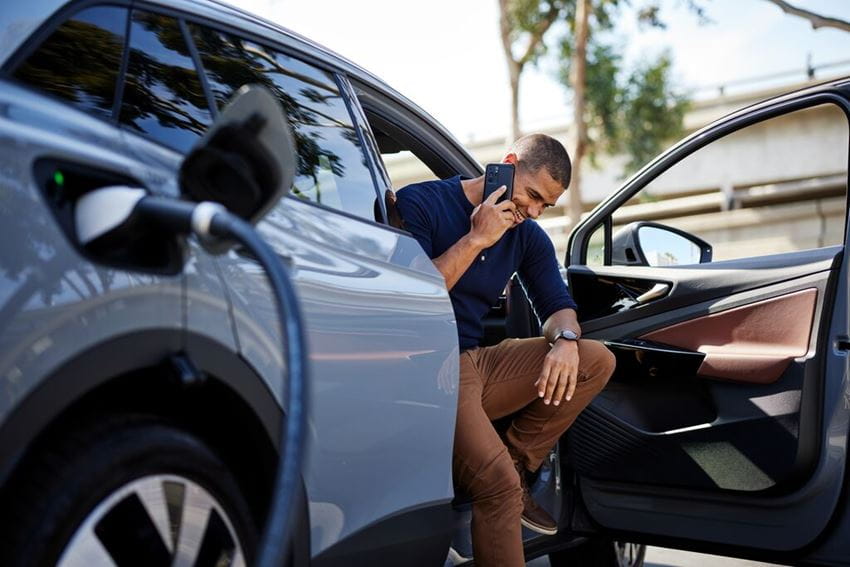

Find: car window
<box><xmin>13</xmin><ymin>5</ymin><xmax>128</xmax><ymax>120</ymax></box>
<box><xmin>589</xmin><ymin>102</ymin><xmax>848</xmax><ymax>266</ymax></box>
<box><xmin>119</xmin><ymin>11</ymin><xmax>212</xmax><ymax>153</ymax></box>
<box><xmin>190</xmin><ymin>26</ymin><xmax>378</xmax><ymax>222</ymax></box>
<box><xmin>383</xmin><ymin>150</ymin><xmax>440</xmax><ymax>190</ymax></box>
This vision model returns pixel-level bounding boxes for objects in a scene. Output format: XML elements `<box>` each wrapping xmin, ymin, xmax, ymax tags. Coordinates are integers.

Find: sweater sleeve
<box><xmin>517</xmin><ymin>223</ymin><xmax>578</xmax><ymax>324</ymax></box>
<box><xmin>395</xmin><ymin>186</ymin><xmax>434</xmax><ymax>258</ymax></box>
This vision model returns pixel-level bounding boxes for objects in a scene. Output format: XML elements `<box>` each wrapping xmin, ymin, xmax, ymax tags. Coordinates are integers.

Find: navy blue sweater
<box><xmin>396</xmin><ymin>176</ymin><xmax>577</xmax><ymax>350</ymax></box>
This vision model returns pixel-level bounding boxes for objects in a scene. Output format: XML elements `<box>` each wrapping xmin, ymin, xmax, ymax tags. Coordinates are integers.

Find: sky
<box><xmin>225</xmin><ymin>0</ymin><xmax>850</xmax><ymax>143</ymax></box>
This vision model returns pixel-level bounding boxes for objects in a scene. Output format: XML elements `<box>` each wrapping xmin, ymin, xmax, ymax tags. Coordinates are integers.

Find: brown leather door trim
<box><xmin>640</xmin><ymin>288</ymin><xmax>818</xmax><ymax>384</ymax></box>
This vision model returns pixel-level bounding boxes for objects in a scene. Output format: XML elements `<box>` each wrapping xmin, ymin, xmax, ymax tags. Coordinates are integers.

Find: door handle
<box><xmin>636</xmin><ymin>283</ymin><xmax>670</xmax><ymax>304</ymax></box>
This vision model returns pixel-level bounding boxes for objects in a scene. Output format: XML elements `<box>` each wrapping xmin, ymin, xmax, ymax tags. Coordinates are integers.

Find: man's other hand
<box><xmin>469</xmin><ymin>186</ymin><xmax>517</xmax><ymax>248</ymax></box>
<box><xmin>535</xmin><ymin>339</ymin><xmax>580</xmax><ymax>405</ymax></box>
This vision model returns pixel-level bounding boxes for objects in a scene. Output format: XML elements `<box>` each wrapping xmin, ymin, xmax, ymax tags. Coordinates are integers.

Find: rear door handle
<box><xmin>636</xmin><ymin>283</ymin><xmax>670</xmax><ymax>304</ymax></box>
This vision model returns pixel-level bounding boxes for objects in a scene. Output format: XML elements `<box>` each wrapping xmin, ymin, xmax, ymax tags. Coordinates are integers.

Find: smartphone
<box><xmin>482</xmin><ymin>163</ymin><xmax>515</xmax><ymax>204</ymax></box>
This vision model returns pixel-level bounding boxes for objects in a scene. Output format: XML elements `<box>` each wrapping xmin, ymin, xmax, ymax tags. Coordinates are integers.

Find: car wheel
<box><xmin>1</xmin><ymin>415</ymin><xmax>257</xmax><ymax>567</ymax></box>
<box><xmin>549</xmin><ymin>538</ymin><xmax>646</xmax><ymax>567</ymax></box>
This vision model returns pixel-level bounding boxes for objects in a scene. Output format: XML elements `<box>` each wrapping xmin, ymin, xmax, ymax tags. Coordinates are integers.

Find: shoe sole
<box><xmin>520</xmin><ymin>516</ymin><xmax>558</xmax><ymax>536</ymax></box>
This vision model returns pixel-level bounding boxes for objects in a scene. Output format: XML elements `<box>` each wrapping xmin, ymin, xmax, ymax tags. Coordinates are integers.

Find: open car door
<box><xmin>563</xmin><ymin>83</ymin><xmax>850</xmax><ymax>562</ymax></box>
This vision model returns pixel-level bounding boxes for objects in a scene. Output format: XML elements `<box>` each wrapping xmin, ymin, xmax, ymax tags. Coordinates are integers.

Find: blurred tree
<box><xmin>499</xmin><ymin>0</ymin><xmax>568</xmax><ymax>142</ymax></box>
<box><xmin>619</xmin><ymin>53</ymin><xmax>689</xmax><ymax>173</ymax></box>
<box><xmin>556</xmin><ymin>1</ymin><xmax>691</xmax><ymax>226</ymax></box>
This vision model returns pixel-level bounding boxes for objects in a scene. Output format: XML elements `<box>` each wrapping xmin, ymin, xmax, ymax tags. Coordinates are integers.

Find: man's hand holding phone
<box><xmin>470</xmin><ymin>186</ymin><xmax>517</xmax><ymax>248</ymax></box>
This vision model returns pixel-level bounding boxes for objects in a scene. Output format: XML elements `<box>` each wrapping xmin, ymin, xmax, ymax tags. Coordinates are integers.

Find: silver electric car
<box><xmin>1</xmin><ymin>1</ymin><xmax>850</xmax><ymax>566</ymax></box>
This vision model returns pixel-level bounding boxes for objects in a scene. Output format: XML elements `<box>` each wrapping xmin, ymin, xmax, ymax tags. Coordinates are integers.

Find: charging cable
<box><xmin>76</xmin><ymin>188</ymin><xmax>309</xmax><ymax>567</ymax></box>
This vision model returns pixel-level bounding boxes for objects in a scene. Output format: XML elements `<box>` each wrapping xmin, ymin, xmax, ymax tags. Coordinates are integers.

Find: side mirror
<box><xmin>612</xmin><ymin>221</ymin><xmax>712</xmax><ymax>266</ymax></box>
<box><xmin>179</xmin><ymin>84</ymin><xmax>296</xmax><ymax>224</ymax></box>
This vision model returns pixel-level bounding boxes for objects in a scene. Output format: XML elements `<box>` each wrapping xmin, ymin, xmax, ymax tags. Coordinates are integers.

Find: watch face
<box><xmin>559</xmin><ymin>330</ymin><xmax>578</xmax><ymax>341</ymax></box>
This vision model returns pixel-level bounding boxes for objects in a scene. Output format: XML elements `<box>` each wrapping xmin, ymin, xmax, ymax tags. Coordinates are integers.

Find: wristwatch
<box><xmin>554</xmin><ymin>329</ymin><xmax>579</xmax><ymax>343</ymax></box>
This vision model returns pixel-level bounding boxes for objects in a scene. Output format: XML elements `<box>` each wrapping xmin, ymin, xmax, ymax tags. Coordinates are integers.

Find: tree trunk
<box><xmin>567</xmin><ymin>0</ymin><xmax>590</xmax><ymax>229</ymax></box>
<box><xmin>508</xmin><ymin>60</ymin><xmax>522</xmax><ymax>142</ymax></box>
<box><xmin>499</xmin><ymin>0</ymin><xmax>522</xmax><ymax>143</ymax></box>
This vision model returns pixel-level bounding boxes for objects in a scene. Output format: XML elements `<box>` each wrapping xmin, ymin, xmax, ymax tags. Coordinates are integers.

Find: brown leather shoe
<box><xmin>515</xmin><ymin>461</ymin><xmax>558</xmax><ymax>535</ymax></box>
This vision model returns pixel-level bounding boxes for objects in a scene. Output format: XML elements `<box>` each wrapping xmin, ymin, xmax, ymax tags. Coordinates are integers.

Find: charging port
<box><xmin>34</xmin><ymin>159</ymin><xmax>184</xmax><ymax>274</ymax></box>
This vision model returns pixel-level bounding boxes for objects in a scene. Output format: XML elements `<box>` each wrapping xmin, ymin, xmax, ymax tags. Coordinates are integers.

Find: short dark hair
<box><xmin>511</xmin><ymin>134</ymin><xmax>572</xmax><ymax>188</ymax></box>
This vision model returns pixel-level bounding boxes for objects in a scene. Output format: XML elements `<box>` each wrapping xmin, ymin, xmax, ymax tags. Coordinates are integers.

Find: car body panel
<box><xmin>116</xmin><ymin>126</ymin><xmax>242</xmax><ymax>357</ymax></box>
<box><xmin>218</xmin><ymin>196</ymin><xmax>459</xmax><ymax>556</ymax></box>
<box><xmin>0</xmin><ymin>81</ymin><xmax>184</xmax><ymax>464</ymax></box>
<box><xmin>0</xmin><ymin>0</ymin><xmax>71</xmax><ymax>67</ymax></box>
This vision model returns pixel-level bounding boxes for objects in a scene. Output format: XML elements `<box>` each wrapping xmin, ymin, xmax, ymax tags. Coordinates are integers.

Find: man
<box><xmin>396</xmin><ymin>133</ymin><xmax>615</xmax><ymax>567</ymax></box>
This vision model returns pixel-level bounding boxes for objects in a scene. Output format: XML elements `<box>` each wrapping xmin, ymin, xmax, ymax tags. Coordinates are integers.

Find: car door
<box><xmin>564</xmin><ymin>85</ymin><xmax>850</xmax><ymax>561</ymax></box>
<box><xmin>181</xmin><ymin>21</ymin><xmax>460</xmax><ymax>565</ymax></box>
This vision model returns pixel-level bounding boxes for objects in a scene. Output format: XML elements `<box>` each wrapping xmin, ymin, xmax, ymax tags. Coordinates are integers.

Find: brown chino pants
<box><xmin>453</xmin><ymin>337</ymin><xmax>615</xmax><ymax>567</ymax></box>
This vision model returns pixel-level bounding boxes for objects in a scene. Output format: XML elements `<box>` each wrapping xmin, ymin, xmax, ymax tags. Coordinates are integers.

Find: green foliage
<box><xmin>505</xmin><ymin>0</ymin><xmax>569</xmax><ymax>65</ymax></box>
<box><xmin>555</xmin><ymin>0</ymin><xmax>622</xmax><ymax>44</ymax></box>
<box><xmin>555</xmin><ymin>3</ymin><xmax>690</xmax><ymax>177</ymax></box>
<box><xmin>585</xmin><ymin>42</ymin><xmax>623</xmax><ymax>163</ymax></box>
<box><xmin>507</xmin><ymin>0</ymin><xmax>693</xmax><ymax>176</ymax></box>
<box><xmin>505</xmin><ymin>0</ymin><xmax>624</xmax><ymax>64</ymax></box>
<box><xmin>636</xmin><ymin>0</ymin><xmax>714</xmax><ymax>28</ymax></box>
<box><xmin>509</xmin><ymin>0</ymin><xmax>562</xmax><ymax>35</ymax></box>
<box><xmin>559</xmin><ymin>39</ymin><xmax>624</xmax><ymax>166</ymax></box>
<box><xmin>588</xmin><ymin>0</ymin><xmax>626</xmax><ymax>32</ymax></box>
<box><xmin>619</xmin><ymin>52</ymin><xmax>689</xmax><ymax>174</ymax></box>
<box><xmin>636</xmin><ymin>3</ymin><xmax>666</xmax><ymax>28</ymax></box>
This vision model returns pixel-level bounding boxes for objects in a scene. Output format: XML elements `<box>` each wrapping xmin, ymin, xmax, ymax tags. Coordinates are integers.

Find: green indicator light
<box><xmin>53</xmin><ymin>170</ymin><xmax>64</xmax><ymax>186</ymax></box>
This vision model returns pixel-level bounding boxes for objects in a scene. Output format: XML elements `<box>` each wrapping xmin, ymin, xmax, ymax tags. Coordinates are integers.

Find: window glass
<box><xmin>191</xmin><ymin>26</ymin><xmax>378</xmax><ymax>221</ymax></box>
<box><xmin>383</xmin><ymin>150</ymin><xmax>439</xmax><ymax>190</ymax></box>
<box><xmin>14</xmin><ymin>6</ymin><xmax>127</xmax><ymax>119</ymax></box>
<box><xmin>120</xmin><ymin>11</ymin><xmax>212</xmax><ymax>152</ymax></box>
<box><xmin>586</xmin><ymin>223</ymin><xmax>606</xmax><ymax>266</ymax></box>
<box><xmin>610</xmin><ymin>103</ymin><xmax>848</xmax><ymax>263</ymax></box>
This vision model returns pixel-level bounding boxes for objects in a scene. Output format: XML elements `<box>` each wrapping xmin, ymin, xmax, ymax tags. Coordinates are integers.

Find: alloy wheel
<box><xmin>57</xmin><ymin>474</ymin><xmax>245</xmax><ymax>567</ymax></box>
<box><xmin>614</xmin><ymin>541</ymin><xmax>646</xmax><ymax>567</ymax></box>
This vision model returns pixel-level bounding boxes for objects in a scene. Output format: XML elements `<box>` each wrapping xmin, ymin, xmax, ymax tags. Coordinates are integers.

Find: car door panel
<box><xmin>566</xmin><ymin>253</ymin><xmax>847</xmax><ymax>550</ymax></box>
<box><xmin>642</xmin><ymin>287</ymin><xmax>818</xmax><ymax>384</ymax></box>
<box><xmin>571</xmin><ymin>255</ymin><xmax>830</xmax><ymax>470</ymax></box>
<box><xmin>572</xmin><ymin>246</ymin><xmax>838</xmax><ymax>332</ymax></box>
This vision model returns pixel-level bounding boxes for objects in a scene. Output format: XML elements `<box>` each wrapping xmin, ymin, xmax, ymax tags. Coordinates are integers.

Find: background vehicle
<box><xmin>0</xmin><ymin>1</ymin><xmax>848</xmax><ymax>566</ymax></box>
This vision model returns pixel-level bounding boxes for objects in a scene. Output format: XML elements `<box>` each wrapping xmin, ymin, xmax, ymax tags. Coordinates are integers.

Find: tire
<box><xmin>1</xmin><ymin>414</ymin><xmax>257</xmax><ymax>567</ymax></box>
<box><xmin>549</xmin><ymin>538</ymin><xmax>646</xmax><ymax>567</ymax></box>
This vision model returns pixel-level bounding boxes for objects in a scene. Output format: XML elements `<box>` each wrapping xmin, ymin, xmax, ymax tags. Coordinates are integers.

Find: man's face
<box><xmin>509</xmin><ymin>163</ymin><xmax>564</xmax><ymax>225</ymax></box>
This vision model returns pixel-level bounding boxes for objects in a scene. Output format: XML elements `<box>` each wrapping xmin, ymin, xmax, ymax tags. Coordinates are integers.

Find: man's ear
<box><xmin>503</xmin><ymin>153</ymin><xmax>518</xmax><ymax>166</ymax></box>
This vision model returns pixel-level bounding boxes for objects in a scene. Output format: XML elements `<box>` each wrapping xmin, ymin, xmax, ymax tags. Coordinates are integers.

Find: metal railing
<box><xmin>691</xmin><ymin>58</ymin><xmax>850</xmax><ymax>99</ymax></box>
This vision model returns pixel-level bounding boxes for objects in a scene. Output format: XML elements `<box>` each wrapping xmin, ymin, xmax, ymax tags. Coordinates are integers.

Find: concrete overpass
<box><xmin>384</xmin><ymin>74</ymin><xmax>849</xmax><ymax>262</ymax></box>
